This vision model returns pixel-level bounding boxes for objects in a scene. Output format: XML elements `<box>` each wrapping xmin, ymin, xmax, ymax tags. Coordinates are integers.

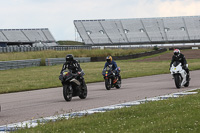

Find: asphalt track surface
<box><xmin>0</xmin><ymin>70</ymin><xmax>200</xmax><ymax>125</ymax></box>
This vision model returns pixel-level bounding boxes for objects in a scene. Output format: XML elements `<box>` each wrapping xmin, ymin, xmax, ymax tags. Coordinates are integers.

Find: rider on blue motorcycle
<box><xmin>103</xmin><ymin>56</ymin><xmax>119</xmax><ymax>75</ymax></box>
<box><xmin>103</xmin><ymin>56</ymin><xmax>121</xmax><ymax>84</ymax></box>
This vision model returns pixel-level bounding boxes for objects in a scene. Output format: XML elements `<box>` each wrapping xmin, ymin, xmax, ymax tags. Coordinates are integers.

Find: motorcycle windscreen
<box><xmin>173</xmin><ymin>61</ymin><xmax>181</xmax><ymax>67</ymax></box>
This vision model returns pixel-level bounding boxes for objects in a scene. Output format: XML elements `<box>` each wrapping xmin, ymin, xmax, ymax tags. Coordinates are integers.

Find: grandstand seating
<box><xmin>184</xmin><ymin>17</ymin><xmax>200</xmax><ymax>40</ymax></box>
<box><xmin>0</xmin><ymin>28</ymin><xmax>57</xmax><ymax>47</ymax></box>
<box><xmin>0</xmin><ymin>32</ymin><xmax>8</xmax><ymax>42</ymax></box>
<box><xmin>74</xmin><ymin>16</ymin><xmax>200</xmax><ymax>45</ymax></box>
<box><xmin>2</xmin><ymin>30</ymin><xmax>30</xmax><ymax>42</ymax></box>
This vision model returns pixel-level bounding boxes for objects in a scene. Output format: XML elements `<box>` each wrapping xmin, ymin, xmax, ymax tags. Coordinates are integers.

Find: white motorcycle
<box><xmin>170</xmin><ymin>61</ymin><xmax>189</xmax><ymax>88</ymax></box>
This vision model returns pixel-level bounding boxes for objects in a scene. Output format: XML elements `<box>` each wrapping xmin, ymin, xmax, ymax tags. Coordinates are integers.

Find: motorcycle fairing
<box><xmin>170</xmin><ymin>62</ymin><xmax>187</xmax><ymax>86</ymax></box>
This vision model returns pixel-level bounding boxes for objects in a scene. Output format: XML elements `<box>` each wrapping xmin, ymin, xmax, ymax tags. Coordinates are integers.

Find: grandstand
<box><xmin>0</xmin><ymin>28</ymin><xmax>57</xmax><ymax>47</ymax></box>
<box><xmin>74</xmin><ymin>16</ymin><xmax>200</xmax><ymax>45</ymax></box>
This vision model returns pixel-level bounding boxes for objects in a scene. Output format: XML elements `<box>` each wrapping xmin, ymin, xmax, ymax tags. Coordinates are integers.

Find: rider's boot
<box><xmin>186</xmin><ymin>73</ymin><xmax>190</xmax><ymax>82</ymax></box>
<box><xmin>186</xmin><ymin>69</ymin><xmax>190</xmax><ymax>82</ymax></box>
<box><xmin>81</xmin><ymin>78</ymin><xmax>86</xmax><ymax>89</ymax></box>
<box><xmin>113</xmin><ymin>77</ymin><xmax>117</xmax><ymax>84</ymax></box>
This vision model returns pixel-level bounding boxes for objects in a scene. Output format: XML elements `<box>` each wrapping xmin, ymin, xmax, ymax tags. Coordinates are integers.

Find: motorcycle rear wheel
<box><xmin>63</xmin><ymin>84</ymin><xmax>73</xmax><ymax>101</ymax></box>
<box><xmin>174</xmin><ymin>74</ymin><xmax>181</xmax><ymax>88</ymax></box>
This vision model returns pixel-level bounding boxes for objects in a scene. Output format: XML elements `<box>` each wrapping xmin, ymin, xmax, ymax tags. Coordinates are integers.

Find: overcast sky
<box><xmin>0</xmin><ymin>0</ymin><xmax>200</xmax><ymax>41</ymax></box>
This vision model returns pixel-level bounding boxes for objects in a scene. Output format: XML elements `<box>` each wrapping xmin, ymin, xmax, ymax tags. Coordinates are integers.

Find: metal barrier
<box><xmin>0</xmin><ymin>46</ymin><xmax>92</xmax><ymax>53</ymax></box>
<box><xmin>0</xmin><ymin>59</ymin><xmax>41</xmax><ymax>70</ymax></box>
<box><xmin>0</xmin><ymin>57</ymin><xmax>91</xmax><ymax>70</ymax></box>
<box><xmin>45</xmin><ymin>57</ymin><xmax>91</xmax><ymax>66</ymax></box>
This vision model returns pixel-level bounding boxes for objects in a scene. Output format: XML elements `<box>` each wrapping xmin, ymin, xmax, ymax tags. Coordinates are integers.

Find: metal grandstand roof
<box><xmin>74</xmin><ymin>15</ymin><xmax>200</xmax><ymax>45</ymax></box>
<box><xmin>0</xmin><ymin>28</ymin><xmax>56</xmax><ymax>46</ymax></box>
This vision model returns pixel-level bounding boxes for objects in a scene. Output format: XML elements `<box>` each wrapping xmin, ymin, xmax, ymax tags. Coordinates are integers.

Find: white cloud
<box><xmin>158</xmin><ymin>0</ymin><xmax>200</xmax><ymax>17</ymax></box>
<box><xmin>0</xmin><ymin>0</ymin><xmax>199</xmax><ymax>41</ymax></box>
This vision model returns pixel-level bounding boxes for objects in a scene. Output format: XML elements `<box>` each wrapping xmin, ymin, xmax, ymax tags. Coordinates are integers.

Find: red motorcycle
<box><xmin>102</xmin><ymin>66</ymin><xmax>121</xmax><ymax>90</ymax></box>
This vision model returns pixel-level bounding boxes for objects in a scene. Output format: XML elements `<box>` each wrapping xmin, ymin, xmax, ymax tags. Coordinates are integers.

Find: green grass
<box><xmin>57</xmin><ymin>40</ymin><xmax>84</xmax><ymax>45</ymax></box>
<box><xmin>0</xmin><ymin>48</ymin><xmax>152</xmax><ymax>61</ymax></box>
<box><xmin>1</xmin><ymin>57</ymin><xmax>200</xmax><ymax>94</ymax></box>
<box><xmin>16</xmin><ymin>89</ymin><xmax>200</xmax><ymax>133</ymax></box>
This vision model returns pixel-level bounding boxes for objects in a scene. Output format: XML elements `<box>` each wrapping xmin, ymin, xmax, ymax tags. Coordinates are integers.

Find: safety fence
<box><xmin>0</xmin><ymin>46</ymin><xmax>92</xmax><ymax>53</ymax></box>
<box><xmin>0</xmin><ymin>58</ymin><xmax>91</xmax><ymax>70</ymax></box>
<box><xmin>45</xmin><ymin>57</ymin><xmax>91</xmax><ymax>66</ymax></box>
<box><xmin>0</xmin><ymin>59</ymin><xmax>41</xmax><ymax>70</ymax></box>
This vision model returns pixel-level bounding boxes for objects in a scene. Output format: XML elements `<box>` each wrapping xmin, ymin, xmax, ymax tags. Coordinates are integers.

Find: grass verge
<box><xmin>16</xmin><ymin>89</ymin><xmax>200</xmax><ymax>133</ymax></box>
<box><xmin>0</xmin><ymin>48</ymin><xmax>152</xmax><ymax>61</ymax></box>
<box><xmin>57</xmin><ymin>40</ymin><xmax>84</xmax><ymax>45</ymax></box>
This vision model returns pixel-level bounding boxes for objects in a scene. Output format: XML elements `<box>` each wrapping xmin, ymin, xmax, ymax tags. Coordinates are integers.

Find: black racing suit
<box><xmin>170</xmin><ymin>53</ymin><xmax>189</xmax><ymax>79</ymax></box>
<box><xmin>60</xmin><ymin>60</ymin><xmax>86</xmax><ymax>87</ymax></box>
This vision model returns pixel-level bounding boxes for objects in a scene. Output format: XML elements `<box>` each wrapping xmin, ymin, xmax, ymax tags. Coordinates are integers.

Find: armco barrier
<box><xmin>45</xmin><ymin>57</ymin><xmax>91</xmax><ymax>66</ymax></box>
<box><xmin>0</xmin><ymin>59</ymin><xmax>41</xmax><ymax>70</ymax></box>
<box><xmin>91</xmin><ymin>48</ymin><xmax>167</xmax><ymax>62</ymax></box>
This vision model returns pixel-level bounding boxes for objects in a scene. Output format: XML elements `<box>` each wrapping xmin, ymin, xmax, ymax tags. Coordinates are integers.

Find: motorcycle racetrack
<box><xmin>0</xmin><ymin>70</ymin><xmax>200</xmax><ymax>126</ymax></box>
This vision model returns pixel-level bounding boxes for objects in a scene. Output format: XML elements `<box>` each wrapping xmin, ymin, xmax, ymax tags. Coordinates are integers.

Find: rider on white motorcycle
<box><xmin>170</xmin><ymin>49</ymin><xmax>190</xmax><ymax>81</ymax></box>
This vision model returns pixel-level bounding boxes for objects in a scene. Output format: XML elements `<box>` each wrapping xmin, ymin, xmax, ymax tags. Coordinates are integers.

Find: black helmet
<box><xmin>106</xmin><ymin>56</ymin><xmax>112</xmax><ymax>63</ymax></box>
<box><xmin>66</xmin><ymin>54</ymin><xmax>74</xmax><ymax>62</ymax></box>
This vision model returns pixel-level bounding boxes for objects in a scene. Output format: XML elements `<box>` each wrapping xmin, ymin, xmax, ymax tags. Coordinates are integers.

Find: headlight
<box><xmin>63</xmin><ymin>72</ymin><xmax>68</xmax><ymax>76</ymax></box>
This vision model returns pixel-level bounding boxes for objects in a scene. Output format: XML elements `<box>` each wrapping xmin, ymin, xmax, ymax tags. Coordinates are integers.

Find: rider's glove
<box><xmin>59</xmin><ymin>74</ymin><xmax>63</xmax><ymax>80</ymax></box>
<box><xmin>183</xmin><ymin>64</ymin><xmax>186</xmax><ymax>69</ymax></box>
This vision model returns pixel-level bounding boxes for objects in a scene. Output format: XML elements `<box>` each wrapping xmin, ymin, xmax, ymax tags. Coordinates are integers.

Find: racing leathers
<box><xmin>60</xmin><ymin>60</ymin><xmax>86</xmax><ymax>87</ymax></box>
<box><xmin>104</xmin><ymin>60</ymin><xmax>119</xmax><ymax>76</ymax></box>
<box><xmin>60</xmin><ymin>60</ymin><xmax>82</xmax><ymax>74</ymax></box>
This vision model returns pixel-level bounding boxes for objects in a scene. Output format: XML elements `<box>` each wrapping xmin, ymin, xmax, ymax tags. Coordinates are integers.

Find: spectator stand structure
<box><xmin>0</xmin><ymin>28</ymin><xmax>57</xmax><ymax>47</ymax></box>
<box><xmin>74</xmin><ymin>16</ymin><xmax>200</xmax><ymax>46</ymax></box>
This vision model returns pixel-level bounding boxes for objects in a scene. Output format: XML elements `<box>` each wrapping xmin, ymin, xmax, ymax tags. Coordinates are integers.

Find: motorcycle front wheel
<box><xmin>105</xmin><ymin>78</ymin><xmax>111</xmax><ymax>90</ymax></box>
<box><xmin>174</xmin><ymin>74</ymin><xmax>181</xmax><ymax>89</ymax></box>
<box><xmin>63</xmin><ymin>84</ymin><xmax>73</xmax><ymax>101</ymax></box>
